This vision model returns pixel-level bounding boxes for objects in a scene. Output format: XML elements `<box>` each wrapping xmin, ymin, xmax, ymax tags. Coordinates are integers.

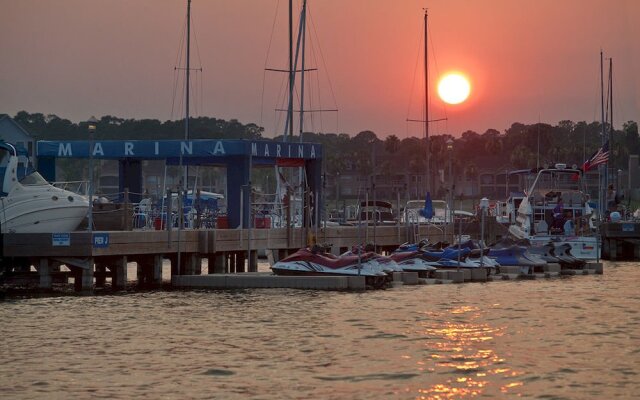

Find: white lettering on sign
<box><xmin>93</xmin><ymin>143</ymin><xmax>104</xmax><ymax>156</ymax></box>
<box><xmin>181</xmin><ymin>141</ymin><xmax>193</xmax><ymax>155</ymax></box>
<box><xmin>59</xmin><ymin>143</ymin><xmax>72</xmax><ymax>156</ymax></box>
<box><xmin>124</xmin><ymin>142</ymin><xmax>134</xmax><ymax>155</ymax></box>
<box><xmin>213</xmin><ymin>141</ymin><xmax>225</xmax><ymax>155</ymax></box>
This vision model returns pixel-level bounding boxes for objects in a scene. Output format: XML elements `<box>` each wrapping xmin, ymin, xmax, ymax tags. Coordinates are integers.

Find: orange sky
<box><xmin>1</xmin><ymin>0</ymin><xmax>638</xmax><ymax>138</ymax></box>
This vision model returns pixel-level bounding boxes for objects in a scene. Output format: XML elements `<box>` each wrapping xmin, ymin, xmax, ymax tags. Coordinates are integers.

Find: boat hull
<box><xmin>271</xmin><ymin>260</ymin><xmax>387</xmax><ymax>277</ymax></box>
<box><xmin>528</xmin><ymin>235</ymin><xmax>599</xmax><ymax>260</ymax></box>
<box><xmin>271</xmin><ymin>263</ymin><xmax>390</xmax><ymax>289</ymax></box>
<box><xmin>1</xmin><ymin>186</ymin><xmax>89</xmax><ymax>233</ymax></box>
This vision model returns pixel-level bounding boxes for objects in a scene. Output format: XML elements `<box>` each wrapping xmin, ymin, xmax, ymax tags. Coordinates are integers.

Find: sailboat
<box><xmin>401</xmin><ymin>10</ymin><xmax>455</xmax><ymax>238</ymax></box>
<box><xmin>271</xmin><ymin>0</ymin><xmax>312</xmax><ymax>230</ymax></box>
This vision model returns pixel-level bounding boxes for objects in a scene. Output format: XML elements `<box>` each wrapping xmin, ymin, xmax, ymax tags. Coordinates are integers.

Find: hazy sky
<box><xmin>1</xmin><ymin>0</ymin><xmax>638</xmax><ymax>139</ymax></box>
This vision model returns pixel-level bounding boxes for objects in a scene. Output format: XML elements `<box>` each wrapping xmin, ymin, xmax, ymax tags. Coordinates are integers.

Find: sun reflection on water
<box><xmin>413</xmin><ymin>305</ymin><xmax>524</xmax><ymax>398</ymax></box>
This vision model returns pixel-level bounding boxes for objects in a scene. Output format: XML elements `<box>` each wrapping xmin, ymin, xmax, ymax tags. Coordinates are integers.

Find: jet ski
<box><xmin>547</xmin><ymin>242</ymin><xmax>587</xmax><ymax>269</ymax></box>
<box><xmin>485</xmin><ymin>238</ymin><xmax>546</xmax><ymax>274</ymax></box>
<box><xmin>393</xmin><ymin>241</ymin><xmax>495</xmax><ymax>275</ymax></box>
<box><xmin>387</xmin><ymin>250</ymin><xmax>438</xmax><ymax>278</ymax></box>
<box><xmin>271</xmin><ymin>246</ymin><xmax>390</xmax><ymax>288</ymax></box>
<box><xmin>341</xmin><ymin>245</ymin><xmax>403</xmax><ymax>275</ymax></box>
<box><xmin>448</xmin><ymin>240</ymin><xmax>501</xmax><ymax>268</ymax></box>
<box><xmin>521</xmin><ymin>241</ymin><xmax>563</xmax><ymax>265</ymax></box>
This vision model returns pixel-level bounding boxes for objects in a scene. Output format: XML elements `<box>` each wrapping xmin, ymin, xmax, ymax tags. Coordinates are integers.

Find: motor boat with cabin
<box><xmin>354</xmin><ymin>200</ymin><xmax>397</xmax><ymax>226</ymax></box>
<box><xmin>271</xmin><ymin>245</ymin><xmax>391</xmax><ymax>288</ymax></box>
<box><xmin>496</xmin><ymin>192</ymin><xmax>527</xmax><ymax>224</ymax></box>
<box><xmin>0</xmin><ymin>142</ymin><xmax>89</xmax><ymax>233</ymax></box>
<box><xmin>401</xmin><ymin>199</ymin><xmax>452</xmax><ymax>224</ymax></box>
<box><xmin>495</xmin><ymin>169</ymin><xmax>537</xmax><ymax>225</ymax></box>
<box><xmin>507</xmin><ymin>164</ymin><xmax>599</xmax><ymax>260</ymax></box>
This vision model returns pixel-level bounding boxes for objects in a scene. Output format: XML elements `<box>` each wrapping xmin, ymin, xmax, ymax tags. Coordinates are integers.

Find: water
<box><xmin>1</xmin><ymin>262</ymin><xmax>639</xmax><ymax>399</ymax></box>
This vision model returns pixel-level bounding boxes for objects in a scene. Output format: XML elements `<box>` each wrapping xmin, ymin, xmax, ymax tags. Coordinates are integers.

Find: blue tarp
<box><xmin>419</xmin><ymin>191</ymin><xmax>434</xmax><ymax>219</ymax></box>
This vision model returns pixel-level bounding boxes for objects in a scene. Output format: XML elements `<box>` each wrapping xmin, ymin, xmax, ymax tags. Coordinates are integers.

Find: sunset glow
<box><xmin>438</xmin><ymin>73</ymin><xmax>471</xmax><ymax>105</ymax></box>
<box><xmin>0</xmin><ymin>1</ymin><xmax>637</xmax><ymax>137</ymax></box>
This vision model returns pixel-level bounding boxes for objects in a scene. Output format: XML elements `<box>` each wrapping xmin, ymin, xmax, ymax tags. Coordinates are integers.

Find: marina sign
<box><xmin>37</xmin><ymin>139</ymin><xmax>321</xmax><ymax>160</ymax></box>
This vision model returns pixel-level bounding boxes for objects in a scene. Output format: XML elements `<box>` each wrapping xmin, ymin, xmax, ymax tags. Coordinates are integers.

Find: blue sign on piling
<box><xmin>622</xmin><ymin>223</ymin><xmax>635</xmax><ymax>232</ymax></box>
<box><xmin>93</xmin><ymin>233</ymin><xmax>110</xmax><ymax>248</ymax></box>
<box><xmin>52</xmin><ymin>233</ymin><xmax>70</xmax><ymax>246</ymax></box>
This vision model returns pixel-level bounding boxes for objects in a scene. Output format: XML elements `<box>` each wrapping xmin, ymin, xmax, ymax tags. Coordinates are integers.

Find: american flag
<box><xmin>582</xmin><ymin>140</ymin><xmax>609</xmax><ymax>172</ymax></box>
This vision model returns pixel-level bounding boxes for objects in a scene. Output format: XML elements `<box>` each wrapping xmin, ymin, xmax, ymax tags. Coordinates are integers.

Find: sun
<box><xmin>437</xmin><ymin>73</ymin><xmax>471</xmax><ymax>105</ymax></box>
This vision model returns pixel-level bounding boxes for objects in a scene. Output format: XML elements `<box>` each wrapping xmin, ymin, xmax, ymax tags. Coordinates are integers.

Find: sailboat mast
<box><xmin>287</xmin><ymin>0</ymin><xmax>294</xmax><ymax>142</ymax></box>
<box><xmin>424</xmin><ymin>9</ymin><xmax>430</xmax><ymax>194</ymax></box>
<box><xmin>299</xmin><ymin>0</ymin><xmax>307</xmax><ymax>142</ymax></box>
<box><xmin>609</xmin><ymin>57</ymin><xmax>613</xmax><ymax>164</ymax></box>
<box><xmin>177</xmin><ymin>0</ymin><xmax>192</xmax><ymax>284</ymax></box>
<box><xmin>185</xmin><ymin>0</ymin><xmax>191</xmax><ymax>141</ymax></box>
<box><xmin>599</xmin><ymin>50</ymin><xmax>606</xmax><ymax>219</ymax></box>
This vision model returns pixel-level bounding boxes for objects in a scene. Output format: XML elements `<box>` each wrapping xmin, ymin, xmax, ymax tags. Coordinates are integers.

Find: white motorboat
<box><xmin>0</xmin><ymin>142</ymin><xmax>89</xmax><ymax>233</ymax></box>
<box><xmin>354</xmin><ymin>200</ymin><xmax>398</xmax><ymax>226</ymax></box>
<box><xmin>508</xmin><ymin>164</ymin><xmax>599</xmax><ymax>260</ymax></box>
<box><xmin>401</xmin><ymin>199</ymin><xmax>452</xmax><ymax>224</ymax></box>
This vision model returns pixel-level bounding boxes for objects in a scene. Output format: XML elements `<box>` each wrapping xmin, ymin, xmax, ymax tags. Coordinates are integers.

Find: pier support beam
<box><xmin>182</xmin><ymin>254</ymin><xmax>201</xmax><ymax>275</ymax></box>
<box><xmin>95</xmin><ymin>263</ymin><xmax>107</xmax><ymax>288</ymax></box>
<box><xmin>170</xmin><ymin>256</ymin><xmax>178</xmax><ymax>276</ymax></box>
<box><xmin>111</xmin><ymin>256</ymin><xmax>128</xmax><ymax>290</ymax></box>
<box><xmin>235</xmin><ymin>252</ymin><xmax>246</xmax><ymax>273</ymax></box>
<box><xmin>170</xmin><ymin>254</ymin><xmax>192</xmax><ymax>276</ymax></box>
<box><xmin>152</xmin><ymin>255</ymin><xmax>162</xmax><ymax>284</ymax></box>
<box><xmin>210</xmin><ymin>253</ymin><xmax>227</xmax><ymax>274</ymax></box>
<box><xmin>38</xmin><ymin>258</ymin><xmax>52</xmax><ymax>289</ymax></box>
<box><xmin>136</xmin><ymin>255</ymin><xmax>160</xmax><ymax>287</ymax></box>
<box><xmin>248</xmin><ymin>250</ymin><xmax>258</xmax><ymax>272</ymax></box>
<box><xmin>227</xmin><ymin>253</ymin><xmax>235</xmax><ymax>273</ymax></box>
<box><xmin>72</xmin><ymin>259</ymin><xmax>94</xmax><ymax>293</ymax></box>
<box><xmin>609</xmin><ymin>239</ymin><xmax>618</xmax><ymax>260</ymax></box>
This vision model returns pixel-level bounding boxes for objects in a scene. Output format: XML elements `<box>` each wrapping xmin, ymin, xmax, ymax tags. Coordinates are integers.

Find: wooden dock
<box><xmin>0</xmin><ymin>224</ymin><xmax>454</xmax><ymax>292</ymax></box>
<box><xmin>601</xmin><ymin>221</ymin><xmax>640</xmax><ymax>260</ymax></box>
<box><xmin>2</xmin><ymin>218</ymin><xmax>616</xmax><ymax>293</ymax></box>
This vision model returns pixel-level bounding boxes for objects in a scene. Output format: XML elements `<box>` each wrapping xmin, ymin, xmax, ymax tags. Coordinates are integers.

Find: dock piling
<box><xmin>38</xmin><ymin>258</ymin><xmax>52</xmax><ymax>289</ymax></box>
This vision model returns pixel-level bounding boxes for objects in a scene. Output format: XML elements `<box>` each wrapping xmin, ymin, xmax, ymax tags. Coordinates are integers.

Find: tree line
<box><xmin>11</xmin><ymin>111</ymin><xmax>639</xmax><ymax>176</ymax></box>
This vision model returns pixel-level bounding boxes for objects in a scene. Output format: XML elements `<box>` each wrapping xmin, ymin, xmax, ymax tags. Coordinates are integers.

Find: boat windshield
<box><xmin>19</xmin><ymin>171</ymin><xmax>50</xmax><ymax>186</ymax></box>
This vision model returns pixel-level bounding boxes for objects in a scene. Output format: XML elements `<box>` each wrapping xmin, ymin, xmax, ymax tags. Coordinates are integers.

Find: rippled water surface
<box><xmin>1</xmin><ymin>262</ymin><xmax>639</xmax><ymax>399</ymax></box>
